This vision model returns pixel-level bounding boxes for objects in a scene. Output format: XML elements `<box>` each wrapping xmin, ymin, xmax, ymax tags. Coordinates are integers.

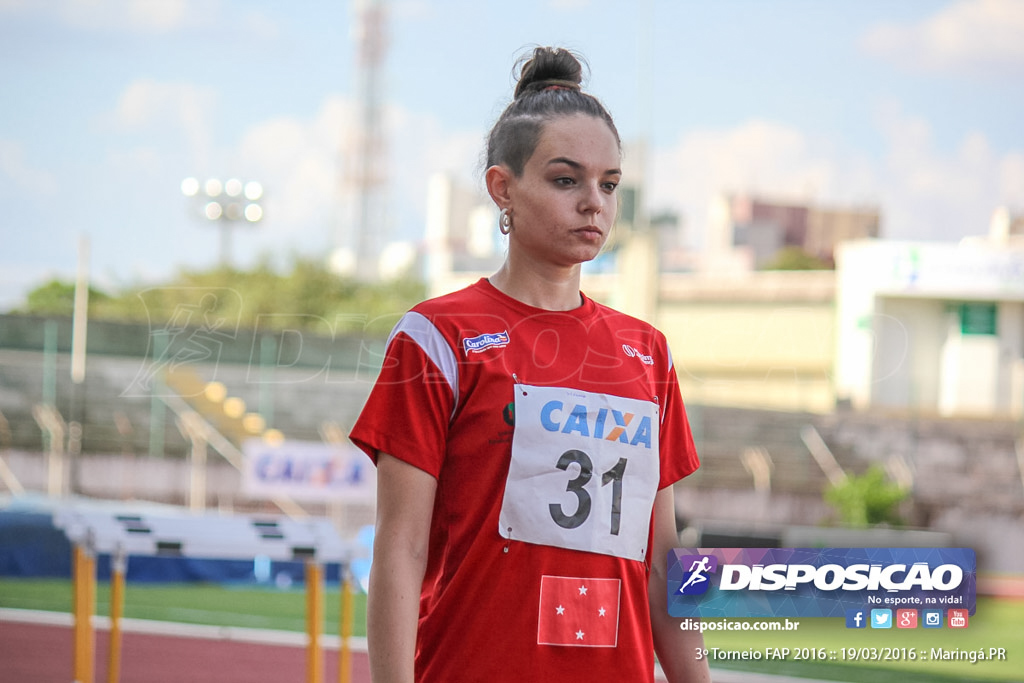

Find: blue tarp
<box><xmin>0</xmin><ymin>510</ymin><xmax>72</xmax><ymax>578</ymax></box>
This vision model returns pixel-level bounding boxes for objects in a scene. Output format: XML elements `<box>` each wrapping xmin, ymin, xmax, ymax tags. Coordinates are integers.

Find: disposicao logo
<box><xmin>667</xmin><ymin>548</ymin><xmax>976</xmax><ymax>619</ymax></box>
<box><xmin>717</xmin><ymin>560</ymin><xmax>963</xmax><ymax>591</ymax></box>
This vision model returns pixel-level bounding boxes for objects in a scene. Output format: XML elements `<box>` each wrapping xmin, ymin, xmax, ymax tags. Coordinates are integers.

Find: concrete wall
<box><xmin>0</xmin><ymin>449</ymin><xmax>376</xmax><ymax>538</ymax></box>
<box><xmin>674</xmin><ymin>407</ymin><xmax>1023</xmax><ymax>573</ymax></box>
<box><xmin>7</xmin><ymin>402</ymin><xmax>1020</xmax><ymax>571</ymax></box>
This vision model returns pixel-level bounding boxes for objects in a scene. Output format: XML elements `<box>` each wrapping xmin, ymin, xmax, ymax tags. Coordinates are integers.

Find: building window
<box><xmin>959</xmin><ymin>302</ymin><xmax>997</xmax><ymax>335</ymax></box>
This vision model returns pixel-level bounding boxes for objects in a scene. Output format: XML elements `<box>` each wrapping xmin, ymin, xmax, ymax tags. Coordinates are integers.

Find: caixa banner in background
<box><xmin>668</xmin><ymin>547</ymin><xmax>976</xmax><ymax>618</ymax></box>
<box><xmin>243</xmin><ymin>439</ymin><xmax>376</xmax><ymax>502</ymax></box>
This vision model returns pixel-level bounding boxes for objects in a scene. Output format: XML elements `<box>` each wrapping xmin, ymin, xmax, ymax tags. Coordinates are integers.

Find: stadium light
<box><xmin>181</xmin><ymin>176</ymin><xmax>264</xmax><ymax>266</ymax></box>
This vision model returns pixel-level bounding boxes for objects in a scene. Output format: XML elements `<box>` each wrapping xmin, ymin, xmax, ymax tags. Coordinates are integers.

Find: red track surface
<box><xmin>0</xmin><ymin>620</ymin><xmax>371</xmax><ymax>683</ymax></box>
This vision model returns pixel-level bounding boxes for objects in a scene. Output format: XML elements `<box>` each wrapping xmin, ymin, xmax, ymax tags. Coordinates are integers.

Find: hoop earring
<box><xmin>499</xmin><ymin>208</ymin><xmax>513</xmax><ymax>235</ymax></box>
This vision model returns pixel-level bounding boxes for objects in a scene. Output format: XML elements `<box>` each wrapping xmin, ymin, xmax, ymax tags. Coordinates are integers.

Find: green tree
<box><xmin>824</xmin><ymin>465</ymin><xmax>908</xmax><ymax>528</ymax></box>
<box><xmin>20</xmin><ymin>279</ymin><xmax>110</xmax><ymax>317</ymax></box>
<box><xmin>13</xmin><ymin>258</ymin><xmax>427</xmax><ymax>336</ymax></box>
<box><xmin>761</xmin><ymin>246</ymin><xmax>832</xmax><ymax>270</ymax></box>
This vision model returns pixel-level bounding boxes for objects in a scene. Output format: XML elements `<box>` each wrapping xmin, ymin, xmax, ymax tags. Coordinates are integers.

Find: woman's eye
<box><xmin>602</xmin><ymin>182</ymin><xmax>619</xmax><ymax>192</ymax></box>
<box><xmin>554</xmin><ymin>177</ymin><xmax>575</xmax><ymax>186</ymax></box>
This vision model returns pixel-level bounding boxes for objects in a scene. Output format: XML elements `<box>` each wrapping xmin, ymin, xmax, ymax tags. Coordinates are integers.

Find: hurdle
<box><xmin>56</xmin><ymin>507</ymin><xmax>362</xmax><ymax>683</ymax></box>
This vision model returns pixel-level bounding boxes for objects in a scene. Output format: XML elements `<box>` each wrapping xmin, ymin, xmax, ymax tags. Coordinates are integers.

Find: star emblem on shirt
<box><xmin>537</xmin><ymin>575</ymin><xmax>621</xmax><ymax>647</ymax></box>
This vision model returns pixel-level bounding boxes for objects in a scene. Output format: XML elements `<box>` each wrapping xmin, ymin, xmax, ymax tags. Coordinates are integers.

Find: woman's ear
<box><xmin>485</xmin><ymin>164</ymin><xmax>513</xmax><ymax>208</ymax></box>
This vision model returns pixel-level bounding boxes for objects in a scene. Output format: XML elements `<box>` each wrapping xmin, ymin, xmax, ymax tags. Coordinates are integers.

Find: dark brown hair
<box><xmin>485</xmin><ymin>47</ymin><xmax>621</xmax><ymax>176</ymax></box>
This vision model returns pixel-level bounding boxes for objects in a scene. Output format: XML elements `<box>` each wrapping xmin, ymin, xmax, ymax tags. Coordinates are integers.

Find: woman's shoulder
<box><xmin>410</xmin><ymin>278</ymin><xmax>496</xmax><ymax>317</ymax></box>
<box><xmin>587</xmin><ymin>295</ymin><xmax>665</xmax><ymax>335</ymax></box>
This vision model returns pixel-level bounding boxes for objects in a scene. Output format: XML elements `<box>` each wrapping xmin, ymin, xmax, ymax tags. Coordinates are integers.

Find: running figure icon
<box><xmin>678</xmin><ymin>556</ymin><xmax>712</xmax><ymax>593</ymax></box>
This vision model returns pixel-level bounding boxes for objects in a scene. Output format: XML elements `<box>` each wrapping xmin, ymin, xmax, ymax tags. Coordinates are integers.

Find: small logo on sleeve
<box><xmin>621</xmin><ymin>344</ymin><xmax>653</xmax><ymax>365</ymax></box>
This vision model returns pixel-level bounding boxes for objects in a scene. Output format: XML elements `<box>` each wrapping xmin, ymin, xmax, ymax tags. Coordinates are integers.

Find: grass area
<box><xmin>2</xmin><ymin>578</ymin><xmax>1021</xmax><ymax>681</ymax></box>
<box><xmin>0</xmin><ymin>577</ymin><xmax>368</xmax><ymax>638</ymax></box>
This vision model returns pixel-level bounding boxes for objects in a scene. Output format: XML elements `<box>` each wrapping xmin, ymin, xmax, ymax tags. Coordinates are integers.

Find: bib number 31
<box><xmin>550</xmin><ymin>450</ymin><xmax>627</xmax><ymax>536</ymax></box>
<box><xmin>499</xmin><ymin>385</ymin><xmax>659</xmax><ymax>561</ymax></box>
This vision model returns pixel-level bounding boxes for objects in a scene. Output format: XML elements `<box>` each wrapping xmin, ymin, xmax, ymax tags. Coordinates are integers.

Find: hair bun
<box><xmin>514</xmin><ymin>47</ymin><xmax>585</xmax><ymax>99</ymax></box>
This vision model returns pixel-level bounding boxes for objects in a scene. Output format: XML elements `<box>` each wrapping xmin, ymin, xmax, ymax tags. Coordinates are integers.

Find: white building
<box><xmin>835</xmin><ymin>236</ymin><xmax>1024</xmax><ymax>418</ymax></box>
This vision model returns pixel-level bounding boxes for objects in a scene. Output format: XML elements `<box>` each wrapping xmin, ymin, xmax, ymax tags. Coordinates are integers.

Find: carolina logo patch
<box><xmin>462</xmin><ymin>330</ymin><xmax>510</xmax><ymax>355</ymax></box>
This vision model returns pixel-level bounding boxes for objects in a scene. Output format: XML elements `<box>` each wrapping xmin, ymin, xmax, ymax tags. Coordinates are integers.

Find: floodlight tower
<box><xmin>181</xmin><ymin>177</ymin><xmax>264</xmax><ymax>267</ymax></box>
<box><xmin>351</xmin><ymin>0</ymin><xmax>389</xmax><ymax>281</ymax></box>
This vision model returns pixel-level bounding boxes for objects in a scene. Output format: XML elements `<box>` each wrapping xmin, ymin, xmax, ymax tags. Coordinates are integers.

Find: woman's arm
<box><xmin>367</xmin><ymin>452</ymin><xmax>438</xmax><ymax>683</ymax></box>
<box><xmin>649</xmin><ymin>486</ymin><xmax>712</xmax><ymax>683</ymax></box>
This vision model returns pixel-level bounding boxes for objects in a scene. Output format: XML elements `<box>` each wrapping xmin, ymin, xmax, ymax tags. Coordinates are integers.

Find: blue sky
<box><xmin>2</xmin><ymin>0</ymin><xmax>1023</xmax><ymax>309</ymax></box>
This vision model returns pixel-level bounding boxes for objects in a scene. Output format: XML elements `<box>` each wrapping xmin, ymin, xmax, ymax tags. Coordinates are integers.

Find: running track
<box><xmin>0</xmin><ymin>613</ymin><xmax>770</xmax><ymax>683</ymax></box>
<box><xmin>0</xmin><ymin>610</ymin><xmax>371</xmax><ymax>683</ymax></box>
<box><xmin>6</xmin><ymin>581</ymin><xmax>1023</xmax><ymax>683</ymax></box>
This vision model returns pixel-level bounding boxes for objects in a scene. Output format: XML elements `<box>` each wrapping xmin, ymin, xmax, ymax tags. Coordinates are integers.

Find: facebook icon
<box><xmin>845</xmin><ymin>609</ymin><xmax>866</xmax><ymax>629</ymax></box>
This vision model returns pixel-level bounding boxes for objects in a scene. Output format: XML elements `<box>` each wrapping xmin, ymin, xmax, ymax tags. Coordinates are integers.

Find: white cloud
<box><xmin>230</xmin><ymin>96</ymin><xmax>484</xmax><ymax>260</ymax></box>
<box><xmin>110</xmin><ymin>79</ymin><xmax>216</xmax><ymax>166</ymax></box>
<box><xmin>651</xmin><ymin>120</ymin><xmax>877</xmax><ymax>248</ymax></box>
<box><xmin>651</xmin><ymin>111</ymin><xmax>1024</xmax><ymax>247</ymax></box>
<box><xmin>997</xmin><ymin>152</ymin><xmax>1024</xmax><ymax>200</ymax></box>
<box><xmin>872</xmin><ymin>102</ymin><xmax>1024</xmax><ymax>240</ymax></box>
<box><xmin>58</xmin><ymin>0</ymin><xmax>199</xmax><ymax>32</ymax></box>
<box><xmin>549</xmin><ymin>0</ymin><xmax>593</xmax><ymax>10</ymax></box>
<box><xmin>0</xmin><ymin>139</ymin><xmax>58</xmax><ymax>196</ymax></box>
<box><xmin>1</xmin><ymin>0</ymin><xmax>277</xmax><ymax>37</ymax></box>
<box><xmin>861</xmin><ymin>0</ymin><xmax>1024</xmax><ymax>76</ymax></box>
<box><xmin>390</xmin><ymin>0</ymin><xmax>433</xmax><ymax>22</ymax></box>
<box><xmin>227</xmin><ymin>96</ymin><xmax>357</xmax><ymax>261</ymax></box>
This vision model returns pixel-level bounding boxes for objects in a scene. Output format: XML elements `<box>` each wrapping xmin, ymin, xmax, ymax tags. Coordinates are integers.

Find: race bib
<box><xmin>499</xmin><ymin>385</ymin><xmax>660</xmax><ymax>561</ymax></box>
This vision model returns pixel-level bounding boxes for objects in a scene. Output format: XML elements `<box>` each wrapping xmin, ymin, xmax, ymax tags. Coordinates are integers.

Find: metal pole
<box><xmin>177</xmin><ymin>413</ymin><xmax>207</xmax><ymax>513</ymax></box>
<box><xmin>306</xmin><ymin>560</ymin><xmax>323</xmax><ymax>683</ymax></box>
<box><xmin>33</xmin><ymin>405</ymin><xmax>66</xmax><ymax>497</ymax></box>
<box><xmin>148</xmin><ymin>331</ymin><xmax>168</xmax><ymax>458</ymax></box>
<box><xmin>42</xmin><ymin>320</ymin><xmax>58</xmax><ymax>453</ymax></box>
<box><xmin>69</xmin><ymin>235</ymin><xmax>90</xmax><ymax>495</ymax></box>
<box><xmin>107</xmin><ymin>549</ymin><xmax>127</xmax><ymax>683</ymax></box>
<box><xmin>71</xmin><ymin>235</ymin><xmax>90</xmax><ymax>385</ymax></box>
<box><xmin>338</xmin><ymin>565</ymin><xmax>353</xmax><ymax>683</ymax></box>
<box><xmin>259</xmin><ymin>334</ymin><xmax>276</xmax><ymax>428</ymax></box>
<box><xmin>72</xmin><ymin>543</ymin><xmax>96</xmax><ymax>683</ymax></box>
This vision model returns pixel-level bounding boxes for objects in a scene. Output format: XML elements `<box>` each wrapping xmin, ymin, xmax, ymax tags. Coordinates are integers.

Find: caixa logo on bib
<box><xmin>539</xmin><ymin>400</ymin><xmax>654</xmax><ymax>449</ymax></box>
<box><xmin>667</xmin><ymin>548</ymin><xmax>977</xmax><ymax>619</ymax></box>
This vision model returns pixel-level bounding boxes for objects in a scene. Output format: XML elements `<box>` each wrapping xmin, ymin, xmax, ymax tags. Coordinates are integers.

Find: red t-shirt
<box><xmin>350</xmin><ymin>279</ymin><xmax>700</xmax><ymax>682</ymax></box>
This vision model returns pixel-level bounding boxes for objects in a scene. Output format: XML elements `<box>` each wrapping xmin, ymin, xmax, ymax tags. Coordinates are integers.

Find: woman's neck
<box><xmin>489</xmin><ymin>259</ymin><xmax>583</xmax><ymax>311</ymax></box>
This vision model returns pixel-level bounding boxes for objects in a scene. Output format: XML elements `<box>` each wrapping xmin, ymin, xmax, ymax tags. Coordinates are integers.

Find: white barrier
<box><xmin>54</xmin><ymin>508</ymin><xmax>357</xmax><ymax>563</ymax></box>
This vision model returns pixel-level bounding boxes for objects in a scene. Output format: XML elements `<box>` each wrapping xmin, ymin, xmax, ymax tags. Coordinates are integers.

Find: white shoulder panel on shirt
<box><xmin>387</xmin><ymin>311</ymin><xmax>460</xmax><ymax>413</ymax></box>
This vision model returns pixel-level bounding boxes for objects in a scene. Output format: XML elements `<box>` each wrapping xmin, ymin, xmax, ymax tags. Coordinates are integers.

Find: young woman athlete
<box><xmin>350</xmin><ymin>46</ymin><xmax>711</xmax><ymax>683</ymax></box>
